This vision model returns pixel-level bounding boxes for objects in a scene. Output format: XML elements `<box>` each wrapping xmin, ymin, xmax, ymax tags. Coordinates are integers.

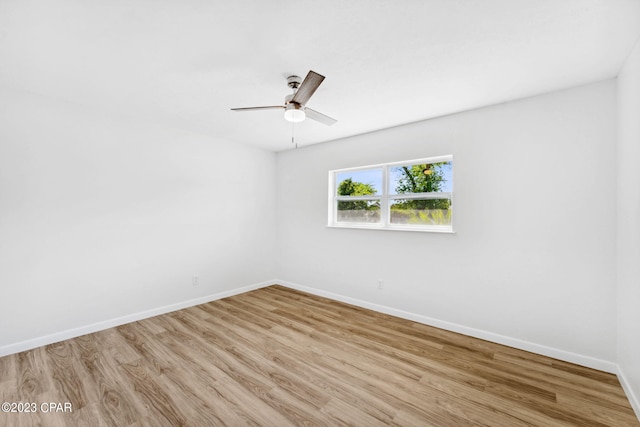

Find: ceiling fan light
<box><xmin>284</xmin><ymin>106</ymin><xmax>305</xmax><ymax>123</ymax></box>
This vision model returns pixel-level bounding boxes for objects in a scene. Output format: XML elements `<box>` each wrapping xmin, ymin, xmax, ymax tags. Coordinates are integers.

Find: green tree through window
<box><xmin>336</xmin><ymin>178</ymin><xmax>379</xmax><ymax>211</ymax></box>
<box><xmin>392</xmin><ymin>163</ymin><xmax>451</xmax><ymax>210</ymax></box>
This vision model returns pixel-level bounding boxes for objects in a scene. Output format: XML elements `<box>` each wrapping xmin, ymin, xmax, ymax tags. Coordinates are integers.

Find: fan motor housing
<box><xmin>287</xmin><ymin>75</ymin><xmax>302</xmax><ymax>89</ymax></box>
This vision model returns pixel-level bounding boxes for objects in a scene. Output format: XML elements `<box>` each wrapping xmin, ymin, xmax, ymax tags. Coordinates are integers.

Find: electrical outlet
<box><xmin>377</xmin><ymin>279</ymin><xmax>383</xmax><ymax>290</ymax></box>
<box><xmin>192</xmin><ymin>276</ymin><xmax>199</xmax><ymax>286</ymax></box>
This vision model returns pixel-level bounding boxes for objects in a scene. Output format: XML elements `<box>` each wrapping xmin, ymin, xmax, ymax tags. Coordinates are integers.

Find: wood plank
<box><xmin>70</xmin><ymin>333</ymin><xmax>145</xmax><ymax>425</ymax></box>
<box><xmin>119</xmin><ymin>358</ymin><xmax>188</xmax><ymax>426</ymax></box>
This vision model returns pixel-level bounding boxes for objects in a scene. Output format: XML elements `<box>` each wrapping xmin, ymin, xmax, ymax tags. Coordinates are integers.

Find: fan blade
<box><xmin>231</xmin><ymin>106</ymin><xmax>284</xmax><ymax>111</ymax></box>
<box><xmin>291</xmin><ymin>70</ymin><xmax>325</xmax><ymax>105</ymax></box>
<box><xmin>305</xmin><ymin>108</ymin><xmax>337</xmax><ymax>126</ymax></box>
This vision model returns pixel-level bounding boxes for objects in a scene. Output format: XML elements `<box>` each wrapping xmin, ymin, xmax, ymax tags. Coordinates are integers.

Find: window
<box><xmin>328</xmin><ymin>155</ymin><xmax>453</xmax><ymax>232</ymax></box>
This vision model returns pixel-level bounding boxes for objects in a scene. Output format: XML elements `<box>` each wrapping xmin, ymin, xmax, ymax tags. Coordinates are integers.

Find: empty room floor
<box><xmin>0</xmin><ymin>285</ymin><xmax>637</xmax><ymax>426</ymax></box>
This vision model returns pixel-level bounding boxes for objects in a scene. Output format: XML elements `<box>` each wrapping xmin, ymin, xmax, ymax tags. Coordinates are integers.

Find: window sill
<box><xmin>327</xmin><ymin>223</ymin><xmax>455</xmax><ymax>233</ymax></box>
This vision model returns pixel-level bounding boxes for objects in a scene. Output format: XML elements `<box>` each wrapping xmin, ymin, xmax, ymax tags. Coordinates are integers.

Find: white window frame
<box><xmin>328</xmin><ymin>155</ymin><xmax>454</xmax><ymax>233</ymax></box>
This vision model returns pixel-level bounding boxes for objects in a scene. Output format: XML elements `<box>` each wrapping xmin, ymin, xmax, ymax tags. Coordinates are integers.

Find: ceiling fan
<box><xmin>231</xmin><ymin>70</ymin><xmax>337</xmax><ymax>126</ymax></box>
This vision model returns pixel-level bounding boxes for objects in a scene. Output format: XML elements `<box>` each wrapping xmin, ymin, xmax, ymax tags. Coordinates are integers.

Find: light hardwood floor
<box><xmin>1</xmin><ymin>285</ymin><xmax>638</xmax><ymax>426</ymax></box>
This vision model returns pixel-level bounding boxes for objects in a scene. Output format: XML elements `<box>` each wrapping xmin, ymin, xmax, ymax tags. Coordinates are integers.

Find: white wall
<box><xmin>276</xmin><ymin>80</ymin><xmax>618</xmax><ymax>369</ymax></box>
<box><xmin>0</xmin><ymin>86</ymin><xmax>277</xmax><ymax>352</ymax></box>
<box><xmin>617</xmin><ymin>39</ymin><xmax>640</xmax><ymax>414</ymax></box>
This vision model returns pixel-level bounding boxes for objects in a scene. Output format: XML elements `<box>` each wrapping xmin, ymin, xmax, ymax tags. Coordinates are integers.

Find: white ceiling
<box><xmin>1</xmin><ymin>0</ymin><xmax>639</xmax><ymax>152</ymax></box>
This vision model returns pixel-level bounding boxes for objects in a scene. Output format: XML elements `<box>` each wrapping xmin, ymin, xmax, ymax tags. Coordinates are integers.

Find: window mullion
<box><xmin>381</xmin><ymin>165</ymin><xmax>389</xmax><ymax>226</ymax></box>
<box><xmin>336</xmin><ymin>196</ymin><xmax>382</xmax><ymax>201</ymax></box>
<box><xmin>388</xmin><ymin>192</ymin><xmax>452</xmax><ymax>200</ymax></box>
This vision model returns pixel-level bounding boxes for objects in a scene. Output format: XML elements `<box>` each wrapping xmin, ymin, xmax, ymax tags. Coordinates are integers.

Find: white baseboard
<box><xmin>0</xmin><ymin>280</ymin><xmax>275</xmax><ymax>358</ymax></box>
<box><xmin>618</xmin><ymin>366</ymin><xmax>640</xmax><ymax>421</ymax></box>
<box><xmin>275</xmin><ymin>280</ymin><xmax>618</xmax><ymax>374</ymax></box>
